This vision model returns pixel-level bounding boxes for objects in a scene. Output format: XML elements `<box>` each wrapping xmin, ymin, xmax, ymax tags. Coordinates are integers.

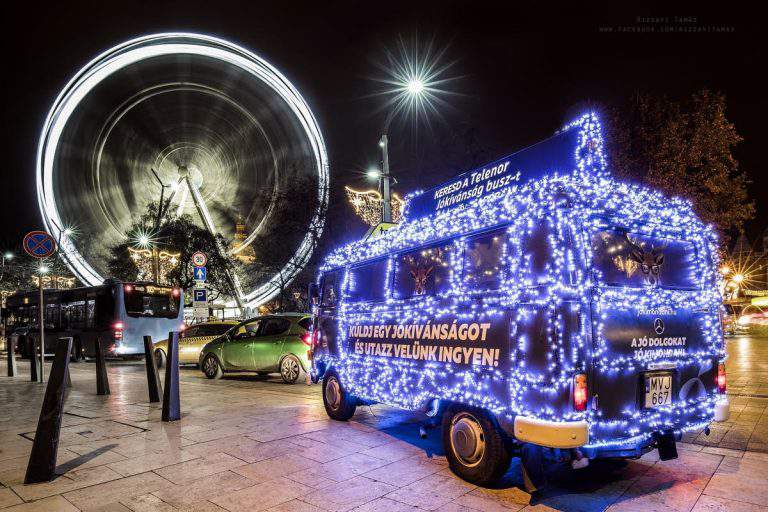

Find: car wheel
<box><xmin>442</xmin><ymin>404</ymin><xmax>511</xmax><ymax>486</ymax></box>
<box><xmin>280</xmin><ymin>355</ymin><xmax>302</xmax><ymax>384</ymax></box>
<box><xmin>202</xmin><ymin>354</ymin><xmax>223</xmax><ymax>379</ymax></box>
<box><xmin>70</xmin><ymin>339</ymin><xmax>83</xmax><ymax>363</ymax></box>
<box><xmin>154</xmin><ymin>350</ymin><xmax>166</xmax><ymax>369</ymax></box>
<box><xmin>322</xmin><ymin>371</ymin><xmax>356</xmax><ymax>421</ymax></box>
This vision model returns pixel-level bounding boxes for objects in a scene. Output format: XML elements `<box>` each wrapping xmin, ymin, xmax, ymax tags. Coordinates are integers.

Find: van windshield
<box><xmin>591</xmin><ymin>230</ymin><xmax>699</xmax><ymax>290</ymax></box>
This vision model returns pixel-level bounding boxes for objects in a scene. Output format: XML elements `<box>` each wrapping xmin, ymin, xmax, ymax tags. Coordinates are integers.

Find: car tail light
<box><xmin>113</xmin><ymin>321</ymin><xmax>124</xmax><ymax>340</ymax></box>
<box><xmin>573</xmin><ymin>373</ymin><xmax>588</xmax><ymax>411</ymax></box>
<box><xmin>172</xmin><ymin>288</ymin><xmax>180</xmax><ymax>297</ymax></box>
<box><xmin>124</xmin><ymin>284</ymin><xmax>133</xmax><ymax>292</ymax></box>
<box><xmin>717</xmin><ymin>362</ymin><xmax>727</xmax><ymax>394</ymax></box>
<box><xmin>301</xmin><ymin>332</ymin><xmax>312</xmax><ymax>347</ymax></box>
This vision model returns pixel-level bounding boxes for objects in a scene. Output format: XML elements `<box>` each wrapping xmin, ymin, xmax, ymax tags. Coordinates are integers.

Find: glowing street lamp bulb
<box><xmin>406</xmin><ymin>78</ymin><xmax>424</xmax><ymax>95</ymax></box>
<box><xmin>138</xmin><ymin>235</ymin><xmax>150</xmax><ymax>247</ymax></box>
<box><xmin>39</xmin><ymin>265</ymin><xmax>50</xmax><ymax>274</ymax></box>
<box><xmin>3</xmin><ymin>252</ymin><xmax>13</xmax><ymax>260</ymax></box>
<box><xmin>367</xmin><ymin>169</ymin><xmax>382</xmax><ymax>179</ymax></box>
<box><xmin>732</xmin><ymin>273</ymin><xmax>744</xmax><ymax>283</ymax></box>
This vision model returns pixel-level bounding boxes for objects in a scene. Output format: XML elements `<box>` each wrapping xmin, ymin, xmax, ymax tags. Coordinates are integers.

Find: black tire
<box><xmin>154</xmin><ymin>349</ymin><xmax>166</xmax><ymax>369</ymax></box>
<box><xmin>322</xmin><ymin>371</ymin><xmax>356</xmax><ymax>421</ymax></box>
<box><xmin>279</xmin><ymin>355</ymin><xmax>303</xmax><ymax>384</ymax></box>
<box><xmin>442</xmin><ymin>404</ymin><xmax>511</xmax><ymax>486</ymax></box>
<box><xmin>70</xmin><ymin>339</ymin><xmax>83</xmax><ymax>363</ymax></box>
<box><xmin>202</xmin><ymin>354</ymin><xmax>223</xmax><ymax>379</ymax></box>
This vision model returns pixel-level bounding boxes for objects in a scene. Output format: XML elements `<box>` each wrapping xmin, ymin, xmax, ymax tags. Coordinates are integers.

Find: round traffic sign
<box><xmin>23</xmin><ymin>231</ymin><xmax>57</xmax><ymax>259</ymax></box>
<box><xmin>192</xmin><ymin>251</ymin><xmax>207</xmax><ymax>267</ymax></box>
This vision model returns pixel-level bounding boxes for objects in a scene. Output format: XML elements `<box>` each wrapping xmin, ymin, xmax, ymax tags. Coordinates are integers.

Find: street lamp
<box><xmin>371</xmin><ymin>36</ymin><xmax>456</xmax><ymax>224</ymax></box>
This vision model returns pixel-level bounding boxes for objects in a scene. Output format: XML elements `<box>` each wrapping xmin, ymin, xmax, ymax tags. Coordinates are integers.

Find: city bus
<box><xmin>3</xmin><ymin>279</ymin><xmax>184</xmax><ymax>360</ymax></box>
<box><xmin>309</xmin><ymin>113</ymin><xmax>729</xmax><ymax>489</ymax></box>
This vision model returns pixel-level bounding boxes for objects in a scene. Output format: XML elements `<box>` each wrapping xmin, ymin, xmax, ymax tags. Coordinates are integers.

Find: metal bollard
<box><xmin>143</xmin><ymin>336</ymin><xmax>163</xmax><ymax>403</ymax></box>
<box><xmin>6</xmin><ymin>337</ymin><xmax>16</xmax><ymax>377</ymax></box>
<box><xmin>29</xmin><ymin>338</ymin><xmax>41</xmax><ymax>383</ymax></box>
<box><xmin>95</xmin><ymin>337</ymin><xmax>110</xmax><ymax>396</ymax></box>
<box><xmin>59</xmin><ymin>338</ymin><xmax>73</xmax><ymax>387</ymax></box>
<box><xmin>24</xmin><ymin>338</ymin><xmax>72</xmax><ymax>484</ymax></box>
<box><xmin>162</xmin><ymin>331</ymin><xmax>180</xmax><ymax>422</ymax></box>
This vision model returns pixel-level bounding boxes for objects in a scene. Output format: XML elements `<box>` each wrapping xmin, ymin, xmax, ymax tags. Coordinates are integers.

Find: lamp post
<box><xmin>375</xmin><ymin>78</ymin><xmax>425</xmax><ymax>224</ymax></box>
<box><xmin>0</xmin><ymin>252</ymin><xmax>13</xmax><ymax>282</ymax></box>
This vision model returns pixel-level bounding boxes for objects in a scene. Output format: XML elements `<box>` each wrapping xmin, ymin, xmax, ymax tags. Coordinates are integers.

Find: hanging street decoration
<box><xmin>346</xmin><ymin>186</ymin><xmax>405</xmax><ymax>226</ymax></box>
<box><xmin>315</xmin><ymin>113</ymin><xmax>727</xmax><ymax>451</ymax></box>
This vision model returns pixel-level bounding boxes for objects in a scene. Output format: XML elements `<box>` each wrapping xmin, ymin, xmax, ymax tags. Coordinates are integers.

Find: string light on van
<box><xmin>316</xmin><ymin>112</ymin><xmax>724</xmax><ymax>446</ymax></box>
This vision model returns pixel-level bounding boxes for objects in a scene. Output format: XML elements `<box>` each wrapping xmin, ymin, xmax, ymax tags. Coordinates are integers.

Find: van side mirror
<box><xmin>308</xmin><ymin>283</ymin><xmax>320</xmax><ymax>306</ymax></box>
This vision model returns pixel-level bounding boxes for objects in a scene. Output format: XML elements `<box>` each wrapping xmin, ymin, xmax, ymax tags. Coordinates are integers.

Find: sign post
<box><xmin>192</xmin><ymin>252</ymin><xmax>208</xmax><ymax>320</ymax></box>
<box><xmin>23</xmin><ymin>231</ymin><xmax>57</xmax><ymax>383</ymax></box>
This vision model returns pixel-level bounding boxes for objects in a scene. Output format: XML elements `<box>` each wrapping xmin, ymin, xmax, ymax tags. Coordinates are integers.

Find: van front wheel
<box><xmin>322</xmin><ymin>372</ymin><xmax>356</xmax><ymax>421</ymax></box>
<box><xmin>442</xmin><ymin>405</ymin><xmax>511</xmax><ymax>486</ymax></box>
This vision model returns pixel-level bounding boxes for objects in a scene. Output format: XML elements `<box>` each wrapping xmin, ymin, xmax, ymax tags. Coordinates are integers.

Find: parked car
<box><xmin>154</xmin><ymin>320</ymin><xmax>238</xmax><ymax>367</ymax></box>
<box><xmin>199</xmin><ymin>313</ymin><xmax>313</xmax><ymax>384</ymax></box>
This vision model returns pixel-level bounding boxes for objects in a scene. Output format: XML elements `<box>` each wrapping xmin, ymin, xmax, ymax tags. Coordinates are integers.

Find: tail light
<box><xmin>124</xmin><ymin>284</ymin><xmax>133</xmax><ymax>292</ymax></box>
<box><xmin>573</xmin><ymin>373</ymin><xmax>588</xmax><ymax>412</ymax></box>
<box><xmin>301</xmin><ymin>332</ymin><xmax>312</xmax><ymax>347</ymax></box>
<box><xmin>172</xmin><ymin>288</ymin><xmax>180</xmax><ymax>297</ymax></box>
<box><xmin>717</xmin><ymin>362</ymin><xmax>727</xmax><ymax>394</ymax></box>
<box><xmin>113</xmin><ymin>321</ymin><xmax>124</xmax><ymax>340</ymax></box>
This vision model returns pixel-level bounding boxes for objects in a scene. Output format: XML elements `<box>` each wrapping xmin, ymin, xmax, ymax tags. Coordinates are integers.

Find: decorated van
<box><xmin>309</xmin><ymin>113</ymin><xmax>729</xmax><ymax>489</ymax></box>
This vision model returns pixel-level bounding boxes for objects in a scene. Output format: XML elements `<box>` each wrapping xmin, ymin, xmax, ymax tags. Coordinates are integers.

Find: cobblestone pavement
<box><xmin>1</xmin><ymin>337</ymin><xmax>767</xmax><ymax>511</ymax></box>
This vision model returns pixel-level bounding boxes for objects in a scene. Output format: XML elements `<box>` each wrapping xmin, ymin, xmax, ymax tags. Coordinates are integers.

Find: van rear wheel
<box><xmin>442</xmin><ymin>404</ymin><xmax>511</xmax><ymax>486</ymax></box>
<box><xmin>322</xmin><ymin>371</ymin><xmax>356</xmax><ymax>421</ymax></box>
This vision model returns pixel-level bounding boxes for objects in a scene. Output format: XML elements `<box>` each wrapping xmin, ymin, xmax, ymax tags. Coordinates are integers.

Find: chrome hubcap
<box><xmin>325</xmin><ymin>377</ymin><xmax>341</xmax><ymax>410</ymax></box>
<box><xmin>450</xmin><ymin>413</ymin><xmax>485</xmax><ymax>467</ymax></box>
<box><xmin>282</xmin><ymin>358</ymin><xmax>299</xmax><ymax>382</ymax></box>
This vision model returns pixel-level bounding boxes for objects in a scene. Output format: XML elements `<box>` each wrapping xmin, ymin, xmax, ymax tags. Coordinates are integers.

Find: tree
<box><xmin>606</xmin><ymin>89</ymin><xmax>754</xmax><ymax>242</ymax></box>
<box><xmin>106</xmin><ymin>202</ymin><xmax>236</xmax><ymax>301</ymax></box>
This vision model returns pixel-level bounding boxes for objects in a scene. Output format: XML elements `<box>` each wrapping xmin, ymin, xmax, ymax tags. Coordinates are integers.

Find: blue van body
<box><xmin>311</xmin><ymin>114</ymin><xmax>728</xmax><ymax>480</ymax></box>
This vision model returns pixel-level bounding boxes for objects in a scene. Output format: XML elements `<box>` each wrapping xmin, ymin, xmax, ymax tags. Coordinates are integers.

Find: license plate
<box><xmin>645</xmin><ymin>373</ymin><xmax>673</xmax><ymax>408</ymax></box>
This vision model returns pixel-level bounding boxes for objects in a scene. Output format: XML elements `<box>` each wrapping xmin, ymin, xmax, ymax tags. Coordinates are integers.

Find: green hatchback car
<box><xmin>199</xmin><ymin>313</ymin><xmax>313</xmax><ymax>384</ymax></box>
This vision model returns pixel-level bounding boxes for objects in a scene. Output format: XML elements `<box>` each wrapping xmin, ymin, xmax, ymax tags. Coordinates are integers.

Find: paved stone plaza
<box><xmin>1</xmin><ymin>336</ymin><xmax>768</xmax><ymax>512</ymax></box>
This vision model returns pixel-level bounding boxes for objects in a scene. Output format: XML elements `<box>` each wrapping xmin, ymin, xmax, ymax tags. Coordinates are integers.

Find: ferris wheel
<box><xmin>36</xmin><ymin>33</ymin><xmax>329</xmax><ymax>308</ymax></box>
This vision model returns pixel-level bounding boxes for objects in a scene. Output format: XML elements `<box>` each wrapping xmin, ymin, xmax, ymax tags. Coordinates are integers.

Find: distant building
<box><xmin>231</xmin><ymin>217</ymin><xmax>256</xmax><ymax>264</ymax></box>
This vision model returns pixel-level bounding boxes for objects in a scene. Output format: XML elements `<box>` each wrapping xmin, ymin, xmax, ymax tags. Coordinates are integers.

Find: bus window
<box><xmin>86</xmin><ymin>300</ymin><xmax>95</xmax><ymax>329</ymax></box>
<box><xmin>347</xmin><ymin>259</ymin><xmax>387</xmax><ymax>302</ymax></box>
<box><xmin>394</xmin><ymin>241</ymin><xmax>454</xmax><ymax>298</ymax></box>
<box><xmin>124</xmin><ymin>286</ymin><xmax>180</xmax><ymax>318</ymax></box>
<box><xmin>320</xmin><ymin>271</ymin><xmax>342</xmax><ymax>308</ymax></box>
<box><xmin>464</xmin><ymin>229</ymin><xmax>507</xmax><ymax>290</ymax></box>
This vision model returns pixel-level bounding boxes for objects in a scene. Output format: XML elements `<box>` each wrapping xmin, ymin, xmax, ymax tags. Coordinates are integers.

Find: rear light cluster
<box><xmin>113</xmin><ymin>321</ymin><xmax>124</xmax><ymax>340</ymax></box>
<box><xmin>717</xmin><ymin>362</ymin><xmax>727</xmax><ymax>394</ymax></box>
<box><xmin>573</xmin><ymin>373</ymin><xmax>588</xmax><ymax>412</ymax></box>
<box><xmin>301</xmin><ymin>332</ymin><xmax>313</xmax><ymax>347</ymax></box>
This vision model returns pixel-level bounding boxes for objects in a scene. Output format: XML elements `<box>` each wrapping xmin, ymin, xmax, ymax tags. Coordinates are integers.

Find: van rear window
<box><xmin>591</xmin><ymin>230</ymin><xmax>698</xmax><ymax>289</ymax></box>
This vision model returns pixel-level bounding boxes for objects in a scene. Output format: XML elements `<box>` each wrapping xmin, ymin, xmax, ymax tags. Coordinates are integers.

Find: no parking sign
<box><xmin>23</xmin><ymin>231</ymin><xmax>56</xmax><ymax>258</ymax></box>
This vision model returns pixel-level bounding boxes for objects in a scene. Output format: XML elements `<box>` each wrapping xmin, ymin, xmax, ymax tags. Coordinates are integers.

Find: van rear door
<box><xmin>588</xmin><ymin>229</ymin><xmax>719</xmax><ymax>444</ymax></box>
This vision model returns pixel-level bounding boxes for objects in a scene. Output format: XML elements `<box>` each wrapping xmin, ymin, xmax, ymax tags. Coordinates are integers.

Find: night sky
<box><xmin>1</xmin><ymin>2</ymin><xmax>764</xmax><ymax>255</ymax></box>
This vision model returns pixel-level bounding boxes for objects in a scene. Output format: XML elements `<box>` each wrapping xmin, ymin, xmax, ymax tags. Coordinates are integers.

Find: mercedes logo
<box><xmin>653</xmin><ymin>318</ymin><xmax>665</xmax><ymax>335</ymax></box>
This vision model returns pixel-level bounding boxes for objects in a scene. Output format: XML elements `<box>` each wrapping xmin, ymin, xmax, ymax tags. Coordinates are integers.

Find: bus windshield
<box><xmin>124</xmin><ymin>284</ymin><xmax>180</xmax><ymax>318</ymax></box>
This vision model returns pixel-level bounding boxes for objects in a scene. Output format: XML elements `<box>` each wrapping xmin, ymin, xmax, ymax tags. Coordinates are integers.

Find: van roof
<box><xmin>322</xmin><ymin>113</ymin><xmax>714</xmax><ymax>272</ymax></box>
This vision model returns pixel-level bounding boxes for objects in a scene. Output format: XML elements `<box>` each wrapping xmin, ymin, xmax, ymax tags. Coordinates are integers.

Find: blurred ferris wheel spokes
<box><xmin>37</xmin><ymin>33</ymin><xmax>329</xmax><ymax>308</ymax></box>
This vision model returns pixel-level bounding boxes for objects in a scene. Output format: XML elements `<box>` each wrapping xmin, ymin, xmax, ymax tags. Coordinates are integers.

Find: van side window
<box><xmin>320</xmin><ymin>270</ymin><xmax>342</xmax><ymax>307</ymax></box>
<box><xmin>463</xmin><ymin>229</ymin><xmax>507</xmax><ymax>290</ymax></box>
<box><xmin>347</xmin><ymin>259</ymin><xmax>387</xmax><ymax>302</ymax></box>
<box><xmin>394</xmin><ymin>242</ymin><xmax>454</xmax><ymax>298</ymax></box>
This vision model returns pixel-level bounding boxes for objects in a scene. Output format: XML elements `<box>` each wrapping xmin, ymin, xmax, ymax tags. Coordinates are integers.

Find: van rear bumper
<box><xmin>512</xmin><ymin>416</ymin><xmax>589</xmax><ymax>448</ymax></box>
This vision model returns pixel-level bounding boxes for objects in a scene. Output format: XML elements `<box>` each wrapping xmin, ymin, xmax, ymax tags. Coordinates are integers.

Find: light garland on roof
<box><xmin>316</xmin><ymin>113</ymin><xmax>724</xmax><ymax>448</ymax></box>
<box><xmin>345</xmin><ymin>186</ymin><xmax>405</xmax><ymax>226</ymax></box>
